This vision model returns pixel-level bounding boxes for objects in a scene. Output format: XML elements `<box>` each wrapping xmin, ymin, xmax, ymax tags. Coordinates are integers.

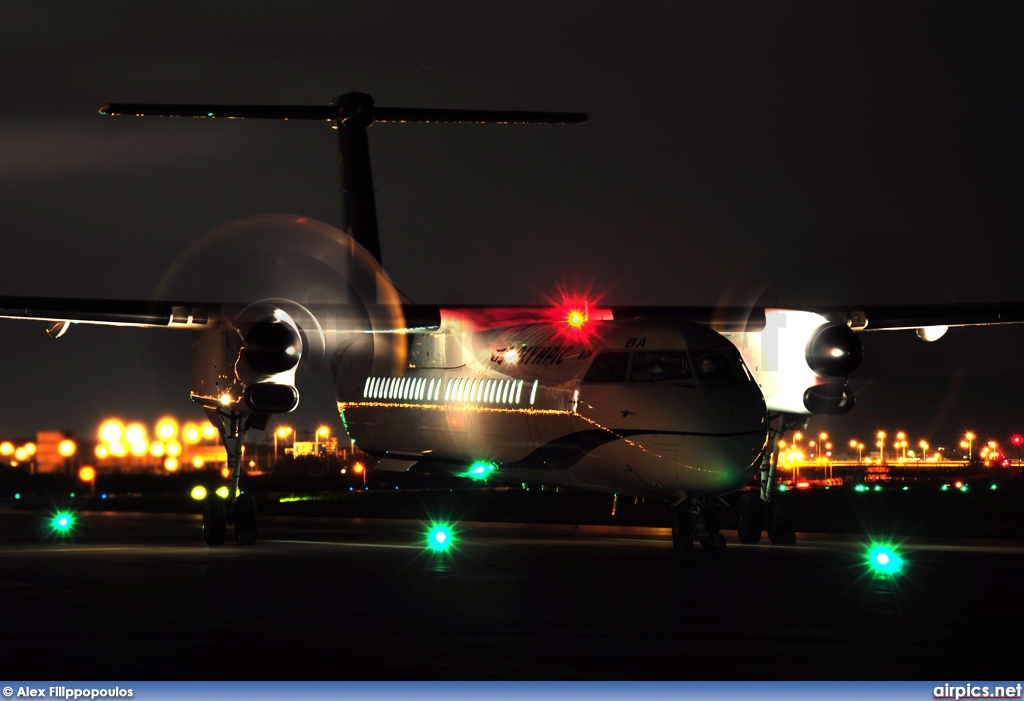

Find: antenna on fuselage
<box><xmin>100</xmin><ymin>94</ymin><xmax>587</xmax><ymax>277</ymax></box>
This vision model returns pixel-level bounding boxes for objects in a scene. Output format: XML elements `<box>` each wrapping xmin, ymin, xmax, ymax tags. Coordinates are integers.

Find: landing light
<box><xmin>215</xmin><ymin>486</ymin><xmax>229</xmax><ymax>499</ymax></box>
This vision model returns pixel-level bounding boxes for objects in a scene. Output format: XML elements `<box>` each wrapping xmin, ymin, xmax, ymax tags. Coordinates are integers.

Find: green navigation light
<box><xmin>460</xmin><ymin>461</ymin><xmax>497</xmax><ymax>480</ymax></box>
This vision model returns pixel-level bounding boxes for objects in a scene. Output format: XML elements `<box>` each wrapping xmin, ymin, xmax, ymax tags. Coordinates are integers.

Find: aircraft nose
<box><xmin>681</xmin><ymin>385</ymin><xmax>767</xmax><ymax>492</ymax></box>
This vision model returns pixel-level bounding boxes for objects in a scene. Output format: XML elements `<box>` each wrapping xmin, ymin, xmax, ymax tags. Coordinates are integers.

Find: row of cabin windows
<box><xmin>362</xmin><ymin>376</ymin><xmax>537</xmax><ymax>406</ymax></box>
<box><xmin>582</xmin><ymin>350</ymin><xmax>749</xmax><ymax>384</ymax></box>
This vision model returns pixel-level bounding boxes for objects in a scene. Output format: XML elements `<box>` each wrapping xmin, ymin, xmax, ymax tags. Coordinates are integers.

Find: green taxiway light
<box><xmin>866</xmin><ymin>542</ymin><xmax>905</xmax><ymax>577</ymax></box>
<box><xmin>51</xmin><ymin>512</ymin><xmax>74</xmax><ymax>534</ymax></box>
<box><xmin>855</xmin><ymin>484</ymin><xmax>867</xmax><ymax>493</ymax></box>
<box><xmin>426</xmin><ymin>524</ymin><xmax>454</xmax><ymax>552</ymax></box>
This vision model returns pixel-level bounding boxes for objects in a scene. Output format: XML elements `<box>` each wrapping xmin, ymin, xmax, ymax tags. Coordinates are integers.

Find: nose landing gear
<box><xmin>202</xmin><ymin>409</ymin><xmax>262</xmax><ymax>546</ymax></box>
<box><xmin>672</xmin><ymin>493</ymin><xmax>726</xmax><ymax>557</ymax></box>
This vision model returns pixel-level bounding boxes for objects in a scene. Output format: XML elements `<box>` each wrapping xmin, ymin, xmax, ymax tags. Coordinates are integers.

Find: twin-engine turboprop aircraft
<box><xmin>3</xmin><ymin>93</ymin><xmax>1023</xmax><ymax>553</ymax></box>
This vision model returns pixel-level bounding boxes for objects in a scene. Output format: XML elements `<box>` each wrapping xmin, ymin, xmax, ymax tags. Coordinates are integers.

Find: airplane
<box><xmin>3</xmin><ymin>92</ymin><xmax>1023</xmax><ymax>554</ymax></box>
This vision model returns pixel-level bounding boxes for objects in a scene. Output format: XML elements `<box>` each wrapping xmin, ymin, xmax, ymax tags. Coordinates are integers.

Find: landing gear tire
<box><xmin>736</xmin><ymin>491</ymin><xmax>764</xmax><ymax>544</ymax></box>
<box><xmin>203</xmin><ymin>496</ymin><xmax>227</xmax><ymax>546</ymax></box>
<box><xmin>671</xmin><ymin>508</ymin><xmax>694</xmax><ymax>555</ymax></box>
<box><xmin>765</xmin><ymin>492</ymin><xmax>796</xmax><ymax>544</ymax></box>
<box><xmin>234</xmin><ymin>493</ymin><xmax>258</xmax><ymax>546</ymax></box>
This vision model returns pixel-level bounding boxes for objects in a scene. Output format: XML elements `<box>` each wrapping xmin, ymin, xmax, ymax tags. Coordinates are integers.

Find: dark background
<box><xmin>0</xmin><ymin>2</ymin><xmax>1021</xmax><ymax>454</ymax></box>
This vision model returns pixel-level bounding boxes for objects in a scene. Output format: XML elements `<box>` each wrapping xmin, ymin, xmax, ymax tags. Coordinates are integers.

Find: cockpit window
<box><xmin>694</xmin><ymin>352</ymin><xmax>746</xmax><ymax>382</ymax></box>
<box><xmin>630</xmin><ymin>352</ymin><xmax>692</xmax><ymax>382</ymax></box>
<box><xmin>583</xmin><ymin>351</ymin><xmax>628</xmax><ymax>383</ymax></box>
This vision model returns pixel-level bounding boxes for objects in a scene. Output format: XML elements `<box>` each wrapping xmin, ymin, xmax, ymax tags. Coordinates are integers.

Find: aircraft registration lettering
<box><xmin>625</xmin><ymin>337</ymin><xmax>647</xmax><ymax>348</ymax></box>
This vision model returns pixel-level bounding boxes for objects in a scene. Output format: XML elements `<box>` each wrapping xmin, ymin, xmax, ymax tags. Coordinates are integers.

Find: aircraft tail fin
<box><xmin>101</xmin><ymin>94</ymin><xmax>586</xmax><ymax>302</ymax></box>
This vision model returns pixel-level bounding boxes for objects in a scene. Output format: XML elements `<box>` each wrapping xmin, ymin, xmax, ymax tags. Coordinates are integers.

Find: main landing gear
<box><xmin>735</xmin><ymin>412</ymin><xmax>798</xmax><ymax>545</ymax></box>
<box><xmin>202</xmin><ymin>410</ymin><xmax>260</xmax><ymax>546</ymax></box>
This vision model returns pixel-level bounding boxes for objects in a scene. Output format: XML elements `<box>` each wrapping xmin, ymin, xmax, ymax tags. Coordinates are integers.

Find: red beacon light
<box><xmin>565</xmin><ymin>308</ymin><xmax>588</xmax><ymax>330</ymax></box>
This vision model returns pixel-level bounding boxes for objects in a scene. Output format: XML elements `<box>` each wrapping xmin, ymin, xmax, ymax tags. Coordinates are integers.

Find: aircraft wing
<box><xmin>0</xmin><ymin>296</ymin><xmax>216</xmax><ymax>337</ymax></box>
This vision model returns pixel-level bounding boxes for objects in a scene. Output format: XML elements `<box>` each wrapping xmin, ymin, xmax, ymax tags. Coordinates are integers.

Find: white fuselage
<box><xmin>336</xmin><ymin>314</ymin><xmax>769</xmax><ymax>499</ymax></box>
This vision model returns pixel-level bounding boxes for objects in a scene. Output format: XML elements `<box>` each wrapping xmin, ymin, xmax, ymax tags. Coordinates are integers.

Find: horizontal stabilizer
<box><xmin>100</xmin><ymin>103</ymin><xmax>588</xmax><ymax>125</ymax></box>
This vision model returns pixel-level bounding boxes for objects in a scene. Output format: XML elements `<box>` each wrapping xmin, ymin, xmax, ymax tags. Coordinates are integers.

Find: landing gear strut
<box><xmin>735</xmin><ymin>412</ymin><xmax>798</xmax><ymax>545</ymax></box>
<box><xmin>202</xmin><ymin>409</ymin><xmax>261</xmax><ymax>546</ymax></box>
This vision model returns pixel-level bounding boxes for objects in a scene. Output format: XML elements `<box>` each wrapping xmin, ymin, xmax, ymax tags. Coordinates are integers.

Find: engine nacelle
<box><xmin>724</xmin><ymin>309</ymin><xmax>863</xmax><ymax>416</ymax></box>
<box><xmin>191</xmin><ymin>305</ymin><xmax>302</xmax><ymax>414</ymax></box>
<box><xmin>805</xmin><ymin>323</ymin><xmax>863</xmax><ymax>378</ymax></box>
<box><xmin>802</xmin><ymin>382</ymin><xmax>856</xmax><ymax>415</ymax></box>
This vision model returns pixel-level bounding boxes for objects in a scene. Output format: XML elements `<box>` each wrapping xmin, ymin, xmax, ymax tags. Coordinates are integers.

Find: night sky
<box><xmin>0</xmin><ymin>2</ymin><xmax>1022</xmax><ymax>454</ymax></box>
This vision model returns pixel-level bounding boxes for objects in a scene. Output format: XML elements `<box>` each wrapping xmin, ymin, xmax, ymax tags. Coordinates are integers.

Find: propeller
<box><xmin>149</xmin><ymin>213</ymin><xmax>406</xmax><ymax>417</ymax></box>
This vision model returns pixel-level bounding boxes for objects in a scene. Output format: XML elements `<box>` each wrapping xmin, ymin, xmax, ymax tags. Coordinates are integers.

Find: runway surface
<box><xmin>1</xmin><ymin>509</ymin><xmax>1022</xmax><ymax>680</ymax></box>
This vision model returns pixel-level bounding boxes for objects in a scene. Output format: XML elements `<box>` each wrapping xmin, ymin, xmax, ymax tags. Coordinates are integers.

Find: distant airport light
<box><xmin>99</xmin><ymin>419</ymin><xmax>125</xmax><ymax>444</ymax></box>
<box><xmin>202</xmin><ymin>423</ymin><xmax>218</xmax><ymax>439</ymax></box>
<box><xmin>156</xmin><ymin>418</ymin><xmax>178</xmax><ymax>440</ymax></box>
<box><xmin>58</xmin><ymin>439</ymin><xmax>77</xmax><ymax>457</ymax></box>
<box><xmin>192</xmin><ymin>456</ymin><xmax>205</xmax><ymax>469</ymax></box>
<box><xmin>95</xmin><ymin>445</ymin><xmax>109</xmax><ymax>459</ymax></box>
<box><xmin>352</xmin><ymin>462</ymin><xmax>365</xmax><ymax>474</ymax></box>
<box><xmin>24</xmin><ymin>443</ymin><xmax>35</xmax><ymax>456</ymax></box>
<box><xmin>125</xmin><ymin>423</ymin><xmax>147</xmax><ymax>445</ymax></box>
<box><xmin>166</xmin><ymin>442</ymin><xmax>182</xmax><ymax>457</ymax></box>
<box><xmin>0</xmin><ymin>441</ymin><xmax>13</xmax><ymax>455</ymax></box>
<box><xmin>14</xmin><ymin>447</ymin><xmax>27</xmax><ymax>461</ymax></box>
<box><xmin>149</xmin><ymin>443</ymin><xmax>165</xmax><ymax>458</ymax></box>
<box><xmin>183</xmin><ymin>424</ymin><xmax>201</xmax><ymax>444</ymax></box>
<box><xmin>191</xmin><ymin>486</ymin><xmax>207</xmax><ymax>500</ymax></box>
<box><xmin>164</xmin><ymin>457</ymin><xmax>179</xmax><ymax>472</ymax></box>
<box><xmin>78</xmin><ymin>466</ymin><xmax>95</xmax><ymax>482</ymax></box>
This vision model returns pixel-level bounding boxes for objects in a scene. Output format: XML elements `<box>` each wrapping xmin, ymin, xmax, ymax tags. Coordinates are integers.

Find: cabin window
<box><xmin>630</xmin><ymin>351</ymin><xmax>692</xmax><ymax>381</ymax></box>
<box><xmin>583</xmin><ymin>351</ymin><xmax>629</xmax><ymax>383</ymax></box>
<box><xmin>694</xmin><ymin>352</ymin><xmax>746</xmax><ymax>382</ymax></box>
